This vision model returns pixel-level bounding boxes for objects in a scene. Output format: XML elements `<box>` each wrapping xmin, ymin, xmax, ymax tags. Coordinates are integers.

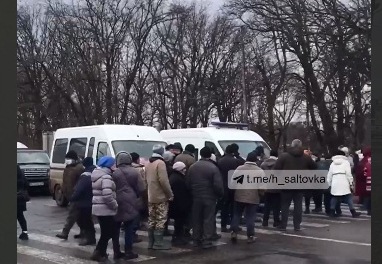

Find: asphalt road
<box><xmin>17</xmin><ymin>195</ymin><xmax>371</xmax><ymax>264</ymax></box>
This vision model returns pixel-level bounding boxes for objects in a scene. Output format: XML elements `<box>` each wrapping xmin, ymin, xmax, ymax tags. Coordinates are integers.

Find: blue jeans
<box><xmin>123</xmin><ymin>217</ymin><xmax>139</xmax><ymax>251</ymax></box>
<box><xmin>230</xmin><ymin>202</ymin><xmax>258</xmax><ymax>237</ymax></box>
<box><xmin>330</xmin><ymin>194</ymin><xmax>354</xmax><ymax>211</ymax></box>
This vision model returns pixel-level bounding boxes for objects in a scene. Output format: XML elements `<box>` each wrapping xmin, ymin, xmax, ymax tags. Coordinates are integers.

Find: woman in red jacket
<box><xmin>355</xmin><ymin>147</ymin><xmax>371</xmax><ymax>215</ymax></box>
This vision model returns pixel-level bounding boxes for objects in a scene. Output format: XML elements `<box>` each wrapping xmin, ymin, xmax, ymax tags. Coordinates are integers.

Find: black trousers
<box><xmin>96</xmin><ymin>216</ymin><xmax>120</xmax><ymax>256</ymax></box>
<box><xmin>304</xmin><ymin>190</ymin><xmax>323</xmax><ymax>210</ymax></box>
<box><xmin>192</xmin><ymin>199</ymin><xmax>216</xmax><ymax>242</ymax></box>
<box><xmin>17</xmin><ymin>209</ymin><xmax>27</xmax><ymax>232</ymax></box>
<box><xmin>263</xmin><ymin>193</ymin><xmax>281</xmax><ymax>223</ymax></box>
<box><xmin>220</xmin><ymin>190</ymin><xmax>234</xmax><ymax>228</ymax></box>
<box><xmin>173</xmin><ymin>215</ymin><xmax>187</xmax><ymax>237</ymax></box>
<box><xmin>281</xmin><ymin>191</ymin><xmax>303</xmax><ymax>229</ymax></box>
<box><xmin>77</xmin><ymin>207</ymin><xmax>95</xmax><ymax>240</ymax></box>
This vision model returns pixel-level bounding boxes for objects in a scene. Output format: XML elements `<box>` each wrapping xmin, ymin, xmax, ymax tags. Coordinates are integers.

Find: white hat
<box><xmin>173</xmin><ymin>161</ymin><xmax>186</xmax><ymax>172</ymax></box>
<box><xmin>340</xmin><ymin>147</ymin><xmax>349</xmax><ymax>155</ymax></box>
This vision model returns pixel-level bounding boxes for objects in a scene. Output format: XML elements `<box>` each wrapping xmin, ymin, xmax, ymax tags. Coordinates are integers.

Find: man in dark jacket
<box><xmin>273</xmin><ymin>139</ymin><xmax>317</xmax><ymax>231</ymax></box>
<box><xmin>174</xmin><ymin>144</ymin><xmax>196</xmax><ymax>171</ymax></box>
<box><xmin>230</xmin><ymin>143</ymin><xmax>246</xmax><ymax>165</ymax></box>
<box><xmin>260</xmin><ymin>150</ymin><xmax>281</xmax><ymax>227</ymax></box>
<box><xmin>71</xmin><ymin>157</ymin><xmax>96</xmax><ymax>246</ymax></box>
<box><xmin>17</xmin><ymin>165</ymin><xmax>29</xmax><ymax>240</ymax></box>
<box><xmin>217</xmin><ymin>145</ymin><xmax>241</xmax><ymax>232</ymax></box>
<box><xmin>56</xmin><ymin>150</ymin><xmax>85</xmax><ymax>240</ymax></box>
<box><xmin>187</xmin><ymin>147</ymin><xmax>224</xmax><ymax>248</ymax></box>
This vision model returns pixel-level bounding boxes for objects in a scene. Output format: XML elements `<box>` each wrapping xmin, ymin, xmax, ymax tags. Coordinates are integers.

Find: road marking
<box><xmin>17</xmin><ymin>244</ymin><xmax>94</xmax><ymax>264</ymax></box>
<box><xmin>26</xmin><ymin>233</ymin><xmax>156</xmax><ymax>262</ymax></box>
<box><xmin>301</xmin><ymin>213</ymin><xmax>369</xmax><ymax>221</ymax></box>
<box><xmin>279</xmin><ymin>233</ymin><xmax>371</xmax><ymax>247</ymax></box>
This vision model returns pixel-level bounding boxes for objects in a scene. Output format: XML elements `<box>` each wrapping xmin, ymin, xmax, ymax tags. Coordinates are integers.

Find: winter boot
<box><xmin>350</xmin><ymin>209</ymin><xmax>361</xmax><ymax>218</ymax></box>
<box><xmin>329</xmin><ymin>210</ymin><xmax>337</xmax><ymax>218</ymax></box>
<box><xmin>90</xmin><ymin>250</ymin><xmax>107</xmax><ymax>262</ymax></box>
<box><xmin>148</xmin><ymin>229</ymin><xmax>155</xmax><ymax>249</ymax></box>
<box><xmin>55</xmin><ymin>232</ymin><xmax>68</xmax><ymax>240</ymax></box>
<box><xmin>19</xmin><ymin>232</ymin><xmax>29</xmax><ymax>241</ymax></box>
<box><xmin>152</xmin><ymin>229</ymin><xmax>171</xmax><ymax>250</ymax></box>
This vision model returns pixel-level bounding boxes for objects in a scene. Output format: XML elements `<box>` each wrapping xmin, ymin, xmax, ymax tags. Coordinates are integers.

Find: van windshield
<box><xmin>17</xmin><ymin>152</ymin><xmax>50</xmax><ymax>165</ymax></box>
<box><xmin>112</xmin><ymin>140</ymin><xmax>167</xmax><ymax>159</ymax></box>
<box><xmin>218</xmin><ymin>140</ymin><xmax>270</xmax><ymax>159</ymax></box>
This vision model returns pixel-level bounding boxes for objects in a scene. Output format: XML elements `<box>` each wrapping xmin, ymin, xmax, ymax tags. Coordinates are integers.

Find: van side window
<box><xmin>52</xmin><ymin>139</ymin><xmax>68</xmax><ymax>164</ymax></box>
<box><xmin>87</xmin><ymin>137</ymin><xmax>95</xmax><ymax>157</ymax></box>
<box><xmin>69</xmin><ymin>138</ymin><xmax>87</xmax><ymax>160</ymax></box>
<box><xmin>97</xmin><ymin>142</ymin><xmax>111</xmax><ymax>163</ymax></box>
<box><xmin>205</xmin><ymin>141</ymin><xmax>221</xmax><ymax>157</ymax></box>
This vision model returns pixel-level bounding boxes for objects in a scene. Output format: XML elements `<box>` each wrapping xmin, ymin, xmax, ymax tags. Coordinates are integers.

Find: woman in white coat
<box><xmin>327</xmin><ymin>150</ymin><xmax>361</xmax><ymax>218</ymax></box>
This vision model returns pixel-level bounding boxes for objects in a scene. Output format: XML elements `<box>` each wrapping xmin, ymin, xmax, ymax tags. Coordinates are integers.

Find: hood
<box><xmin>116</xmin><ymin>151</ymin><xmax>132</xmax><ymax>166</ymax></box>
<box><xmin>149</xmin><ymin>155</ymin><xmax>164</xmax><ymax>163</ymax></box>
<box><xmin>91</xmin><ymin>167</ymin><xmax>112</xmax><ymax>182</ymax></box>
<box><xmin>288</xmin><ymin>147</ymin><xmax>304</xmax><ymax>157</ymax></box>
<box><xmin>331</xmin><ymin>155</ymin><xmax>349</xmax><ymax>165</ymax></box>
<box><xmin>84</xmin><ymin>165</ymin><xmax>96</xmax><ymax>173</ymax></box>
<box><xmin>261</xmin><ymin>157</ymin><xmax>277</xmax><ymax>168</ymax></box>
<box><xmin>132</xmin><ymin>162</ymin><xmax>144</xmax><ymax>168</ymax></box>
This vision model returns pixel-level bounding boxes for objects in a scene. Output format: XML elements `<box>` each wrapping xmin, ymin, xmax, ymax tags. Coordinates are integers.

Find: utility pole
<box><xmin>241</xmin><ymin>25</ymin><xmax>248</xmax><ymax>123</ymax></box>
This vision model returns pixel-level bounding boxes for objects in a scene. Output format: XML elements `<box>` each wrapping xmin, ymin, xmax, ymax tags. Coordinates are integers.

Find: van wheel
<box><xmin>54</xmin><ymin>185</ymin><xmax>68</xmax><ymax>207</ymax></box>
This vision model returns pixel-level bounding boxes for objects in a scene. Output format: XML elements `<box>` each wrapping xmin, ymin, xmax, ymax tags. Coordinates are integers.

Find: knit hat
<box><xmin>116</xmin><ymin>151</ymin><xmax>132</xmax><ymax>166</ymax></box>
<box><xmin>97</xmin><ymin>156</ymin><xmax>115</xmax><ymax>168</ymax></box>
<box><xmin>247</xmin><ymin>151</ymin><xmax>258</xmax><ymax>162</ymax></box>
<box><xmin>65</xmin><ymin>150</ymin><xmax>78</xmax><ymax>160</ymax></box>
<box><xmin>153</xmin><ymin>144</ymin><xmax>165</xmax><ymax>156</ymax></box>
<box><xmin>340</xmin><ymin>147</ymin><xmax>349</xmax><ymax>155</ymax></box>
<box><xmin>163</xmin><ymin>151</ymin><xmax>175</xmax><ymax>162</ymax></box>
<box><xmin>130</xmin><ymin>152</ymin><xmax>140</xmax><ymax>163</ymax></box>
<box><xmin>173</xmin><ymin>161</ymin><xmax>186</xmax><ymax>172</ymax></box>
<box><xmin>185</xmin><ymin>144</ymin><xmax>196</xmax><ymax>153</ymax></box>
<box><xmin>82</xmin><ymin>157</ymin><xmax>94</xmax><ymax>168</ymax></box>
<box><xmin>200</xmin><ymin>147</ymin><xmax>211</xmax><ymax>158</ymax></box>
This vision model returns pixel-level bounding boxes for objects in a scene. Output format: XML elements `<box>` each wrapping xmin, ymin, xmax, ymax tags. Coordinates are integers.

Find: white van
<box><xmin>160</xmin><ymin>122</ymin><xmax>271</xmax><ymax>160</ymax></box>
<box><xmin>49</xmin><ymin>124</ymin><xmax>166</xmax><ymax>206</ymax></box>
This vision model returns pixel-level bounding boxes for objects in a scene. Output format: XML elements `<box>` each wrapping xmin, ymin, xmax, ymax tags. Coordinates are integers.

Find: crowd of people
<box><xmin>16</xmin><ymin>139</ymin><xmax>372</xmax><ymax>262</ymax></box>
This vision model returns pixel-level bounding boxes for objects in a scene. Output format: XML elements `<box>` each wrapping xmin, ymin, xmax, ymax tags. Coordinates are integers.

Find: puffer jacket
<box><xmin>145</xmin><ymin>155</ymin><xmax>173</xmax><ymax>204</ymax></box>
<box><xmin>327</xmin><ymin>155</ymin><xmax>353</xmax><ymax>196</ymax></box>
<box><xmin>91</xmin><ymin>167</ymin><xmax>118</xmax><ymax>216</ymax></box>
<box><xmin>113</xmin><ymin>164</ymin><xmax>145</xmax><ymax>222</ymax></box>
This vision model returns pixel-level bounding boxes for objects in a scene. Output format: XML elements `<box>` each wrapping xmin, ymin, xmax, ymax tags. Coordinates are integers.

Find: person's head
<box><xmin>130</xmin><ymin>152</ymin><xmax>140</xmax><ymax>164</ymax></box>
<box><xmin>362</xmin><ymin>146</ymin><xmax>371</xmax><ymax>157</ymax></box>
<box><xmin>339</xmin><ymin>146</ymin><xmax>349</xmax><ymax>156</ymax></box>
<box><xmin>254</xmin><ymin>146</ymin><xmax>264</xmax><ymax>156</ymax></box>
<box><xmin>116</xmin><ymin>151</ymin><xmax>132</xmax><ymax>167</ymax></box>
<box><xmin>291</xmin><ymin>139</ymin><xmax>303</xmax><ymax>149</ymax></box>
<box><xmin>173</xmin><ymin>142</ymin><xmax>183</xmax><ymax>153</ymax></box>
<box><xmin>185</xmin><ymin>144</ymin><xmax>196</xmax><ymax>154</ymax></box>
<box><xmin>163</xmin><ymin>151</ymin><xmax>175</xmax><ymax>163</ymax></box>
<box><xmin>246</xmin><ymin>151</ymin><xmax>258</xmax><ymax>163</ymax></box>
<box><xmin>165</xmin><ymin>144</ymin><xmax>173</xmax><ymax>151</ymax></box>
<box><xmin>82</xmin><ymin>157</ymin><xmax>94</xmax><ymax>169</ymax></box>
<box><xmin>97</xmin><ymin>156</ymin><xmax>116</xmax><ymax>170</ymax></box>
<box><xmin>152</xmin><ymin>144</ymin><xmax>165</xmax><ymax>156</ymax></box>
<box><xmin>225</xmin><ymin>144</ymin><xmax>234</xmax><ymax>155</ymax></box>
<box><xmin>231</xmin><ymin>143</ymin><xmax>239</xmax><ymax>154</ymax></box>
<box><xmin>200</xmin><ymin>146</ymin><xmax>212</xmax><ymax>159</ymax></box>
<box><xmin>65</xmin><ymin>150</ymin><xmax>78</xmax><ymax>165</ymax></box>
<box><xmin>270</xmin><ymin>150</ymin><xmax>278</xmax><ymax>158</ymax></box>
<box><xmin>173</xmin><ymin>161</ymin><xmax>187</xmax><ymax>175</ymax></box>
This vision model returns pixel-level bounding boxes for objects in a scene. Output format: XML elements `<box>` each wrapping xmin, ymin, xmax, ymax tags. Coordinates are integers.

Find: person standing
<box><xmin>356</xmin><ymin>147</ymin><xmax>371</xmax><ymax>215</ymax></box>
<box><xmin>56</xmin><ymin>150</ymin><xmax>85</xmax><ymax>240</ymax></box>
<box><xmin>253</xmin><ymin>146</ymin><xmax>266</xmax><ymax>167</ymax></box>
<box><xmin>168</xmin><ymin>162</ymin><xmax>192</xmax><ymax>246</ymax></box>
<box><xmin>260</xmin><ymin>150</ymin><xmax>281</xmax><ymax>228</ymax></box>
<box><xmin>230</xmin><ymin>143</ymin><xmax>246</xmax><ymax>165</ymax></box>
<box><xmin>230</xmin><ymin>152</ymin><xmax>264</xmax><ymax>243</ymax></box>
<box><xmin>70</xmin><ymin>157</ymin><xmax>96</xmax><ymax>246</ymax></box>
<box><xmin>327</xmin><ymin>150</ymin><xmax>361</xmax><ymax>218</ymax></box>
<box><xmin>90</xmin><ymin>156</ymin><xmax>124</xmax><ymax>261</ymax></box>
<box><xmin>17</xmin><ymin>164</ymin><xmax>29</xmax><ymax>240</ymax></box>
<box><xmin>113</xmin><ymin>152</ymin><xmax>146</xmax><ymax>260</ymax></box>
<box><xmin>174</xmin><ymin>144</ymin><xmax>196</xmax><ymax>171</ymax></box>
<box><xmin>145</xmin><ymin>145</ymin><xmax>174</xmax><ymax>250</ymax></box>
<box><xmin>187</xmin><ymin>147</ymin><xmax>224</xmax><ymax>248</ymax></box>
<box><xmin>273</xmin><ymin>139</ymin><xmax>317</xmax><ymax>231</ymax></box>
<box><xmin>217</xmin><ymin>145</ymin><xmax>241</xmax><ymax>232</ymax></box>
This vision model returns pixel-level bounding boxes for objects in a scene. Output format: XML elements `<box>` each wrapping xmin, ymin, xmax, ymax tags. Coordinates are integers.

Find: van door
<box><xmin>205</xmin><ymin>141</ymin><xmax>222</xmax><ymax>158</ymax></box>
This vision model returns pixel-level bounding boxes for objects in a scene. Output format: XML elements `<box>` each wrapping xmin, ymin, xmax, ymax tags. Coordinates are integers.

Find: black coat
<box><xmin>17</xmin><ymin>165</ymin><xmax>28</xmax><ymax>212</ymax></box>
<box><xmin>70</xmin><ymin>166</ymin><xmax>96</xmax><ymax>208</ymax></box>
<box><xmin>169</xmin><ymin>170</ymin><xmax>192</xmax><ymax>219</ymax></box>
<box><xmin>217</xmin><ymin>154</ymin><xmax>241</xmax><ymax>198</ymax></box>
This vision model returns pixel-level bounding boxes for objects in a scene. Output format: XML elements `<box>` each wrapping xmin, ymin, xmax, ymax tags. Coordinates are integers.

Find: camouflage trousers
<box><xmin>148</xmin><ymin>202</ymin><xmax>169</xmax><ymax>230</ymax></box>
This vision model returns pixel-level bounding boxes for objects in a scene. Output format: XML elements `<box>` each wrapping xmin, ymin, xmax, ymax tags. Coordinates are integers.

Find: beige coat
<box><xmin>145</xmin><ymin>157</ymin><xmax>174</xmax><ymax>204</ymax></box>
<box><xmin>233</xmin><ymin>162</ymin><xmax>265</xmax><ymax>204</ymax></box>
